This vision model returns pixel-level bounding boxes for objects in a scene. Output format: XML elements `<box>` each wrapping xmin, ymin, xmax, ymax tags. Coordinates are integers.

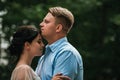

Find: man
<box><xmin>35</xmin><ymin>6</ymin><xmax>83</xmax><ymax>80</ymax></box>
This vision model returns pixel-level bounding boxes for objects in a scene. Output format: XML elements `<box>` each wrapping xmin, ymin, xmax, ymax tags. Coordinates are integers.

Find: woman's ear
<box><xmin>24</xmin><ymin>42</ymin><xmax>30</xmax><ymax>50</ymax></box>
<box><xmin>56</xmin><ymin>24</ymin><xmax>63</xmax><ymax>33</ymax></box>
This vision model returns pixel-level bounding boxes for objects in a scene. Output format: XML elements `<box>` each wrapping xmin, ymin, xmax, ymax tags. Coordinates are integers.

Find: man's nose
<box><xmin>39</xmin><ymin>22</ymin><xmax>43</xmax><ymax>27</ymax></box>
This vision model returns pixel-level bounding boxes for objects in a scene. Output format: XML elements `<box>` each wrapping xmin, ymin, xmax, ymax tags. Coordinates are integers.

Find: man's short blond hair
<box><xmin>49</xmin><ymin>6</ymin><xmax>74</xmax><ymax>33</ymax></box>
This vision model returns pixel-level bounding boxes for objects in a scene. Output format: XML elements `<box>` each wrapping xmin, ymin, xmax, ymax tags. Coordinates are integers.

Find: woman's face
<box><xmin>29</xmin><ymin>34</ymin><xmax>44</xmax><ymax>56</ymax></box>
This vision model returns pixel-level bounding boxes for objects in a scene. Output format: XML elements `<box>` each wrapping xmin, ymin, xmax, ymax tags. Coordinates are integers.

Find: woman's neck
<box><xmin>16</xmin><ymin>52</ymin><xmax>34</xmax><ymax>67</ymax></box>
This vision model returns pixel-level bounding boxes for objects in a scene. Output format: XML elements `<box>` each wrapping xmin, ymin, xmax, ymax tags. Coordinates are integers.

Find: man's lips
<box><xmin>41</xmin><ymin>29</ymin><xmax>44</xmax><ymax>31</ymax></box>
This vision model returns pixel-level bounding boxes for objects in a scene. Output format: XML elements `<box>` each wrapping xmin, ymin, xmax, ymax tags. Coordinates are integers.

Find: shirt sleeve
<box><xmin>53</xmin><ymin>51</ymin><xmax>78</xmax><ymax>80</ymax></box>
<box><xmin>11</xmin><ymin>65</ymin><xmax>36</xmax><ymax>80</ymax></box>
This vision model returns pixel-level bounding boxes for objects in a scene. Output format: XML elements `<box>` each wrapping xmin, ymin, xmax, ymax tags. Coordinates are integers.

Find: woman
<box><xmin>8</xmin><ymin>25</ymin><xmax>71</xmax><ymax>80</ymax></box>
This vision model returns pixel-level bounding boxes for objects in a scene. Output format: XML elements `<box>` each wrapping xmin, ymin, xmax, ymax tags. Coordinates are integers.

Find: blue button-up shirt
<box><xmin>35</xmin><ymin>37</ymin><xmax>83</xmax><ymax>80</ymax></box>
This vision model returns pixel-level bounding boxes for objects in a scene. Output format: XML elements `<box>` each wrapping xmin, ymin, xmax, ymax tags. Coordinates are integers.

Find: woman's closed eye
<box><xmin>37</xmin><ymin>39</ymin><xmax>42</xmax><ymax>44</ymax></box>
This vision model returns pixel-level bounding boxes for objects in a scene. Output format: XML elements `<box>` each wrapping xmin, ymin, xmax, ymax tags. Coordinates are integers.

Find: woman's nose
<box><xmin>42</xmin><ymin>42</ymin><xmax>44</xmax><ymax>47</ymax></box>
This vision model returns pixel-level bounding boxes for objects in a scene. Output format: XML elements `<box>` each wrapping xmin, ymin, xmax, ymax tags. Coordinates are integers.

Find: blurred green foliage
<box><xmin>0</xmin><ymin>0</ymin><xmax>120</xmax><ymax>80</ymax></box>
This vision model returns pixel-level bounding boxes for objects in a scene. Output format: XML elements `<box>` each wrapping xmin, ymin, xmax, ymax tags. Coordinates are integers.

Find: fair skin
<box><xmin>16</xmin><ymin>34</ymin><xmax>70</xmax><ymax>80</ymax></box>
<box><xmin>40</xmin><ymin>12</ymin><xmax>66</xmax><ymax>45</ymax></box>
<box><xmin>16</xmin><ymin>34</ymin><xmax>44</xmax><ymax>67</ymax></box>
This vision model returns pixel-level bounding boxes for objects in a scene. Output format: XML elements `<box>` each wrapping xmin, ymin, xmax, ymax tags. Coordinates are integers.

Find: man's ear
<box><xmin>56</xmin><ymin>24</ymin><xmax>63</xmax><ymax>33</ymax></box>
<box><xmin>24</xmin><ymin>42</ymin><xmax>30</xmax><ymax>50</ymax></box>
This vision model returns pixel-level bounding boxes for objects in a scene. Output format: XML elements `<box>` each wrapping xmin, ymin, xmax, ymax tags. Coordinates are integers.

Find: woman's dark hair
<box><xmin>8</xmin><ymin>25</ymin><xmax>40</xmax><ymax>60</ymax></box>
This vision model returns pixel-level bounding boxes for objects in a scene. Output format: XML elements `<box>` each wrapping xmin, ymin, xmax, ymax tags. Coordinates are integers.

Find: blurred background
<box><xmin>0</xmin><ymin>0</ymin><xmax>120</xmax><ymax>80</ymax></box>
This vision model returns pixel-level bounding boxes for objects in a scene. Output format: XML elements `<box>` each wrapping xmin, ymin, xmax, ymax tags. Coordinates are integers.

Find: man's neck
<box><xmin>47</xmin><ymin>35</ymin><xmax>66</xmax><ymax>45</ymax></box>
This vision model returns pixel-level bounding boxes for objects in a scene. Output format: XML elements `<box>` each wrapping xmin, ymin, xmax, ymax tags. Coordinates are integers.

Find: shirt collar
<box><xmin>46</xmin><ymin>37</ymin><xmax>68</xmax><ymax>52</ymax></box>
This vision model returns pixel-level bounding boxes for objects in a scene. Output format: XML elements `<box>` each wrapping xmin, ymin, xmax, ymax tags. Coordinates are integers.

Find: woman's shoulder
<box><xmin>15</xmin><ymin>64</ymin><xmax>31</xmax><ymax>69</ymax></box>
<box><xmin>13</xmin><ymin>64</ymin><xmax>34</xmax><ymax>74</ymax></box>
<box><xmin>11</xmin><ymin>64</ymin><xmax>40</xmax><ymax>80</ymax></box>
<box><xmin>13</xmin><ymin>64</ymin><xmax>30</xmax><ymax>72</ymax></box>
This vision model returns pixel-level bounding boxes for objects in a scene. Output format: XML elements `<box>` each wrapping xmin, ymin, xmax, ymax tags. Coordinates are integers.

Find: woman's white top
<box><xmin>11</xmin><ymin>64</ymin><xmax>41</xmax><ymax>80</ymax></box>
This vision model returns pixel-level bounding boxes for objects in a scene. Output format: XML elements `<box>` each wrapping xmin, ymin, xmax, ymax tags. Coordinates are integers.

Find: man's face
<box><xmin>40</xmin><ymin>13</ymin><xmax>57</xmax><ymax>39</ymax></box>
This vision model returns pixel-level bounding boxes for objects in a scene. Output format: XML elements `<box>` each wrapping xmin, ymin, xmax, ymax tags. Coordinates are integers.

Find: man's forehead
<box><xmin>44</xmin><ymin>13</ymin><xmax>54</xmax><ymax>19</ymax></box>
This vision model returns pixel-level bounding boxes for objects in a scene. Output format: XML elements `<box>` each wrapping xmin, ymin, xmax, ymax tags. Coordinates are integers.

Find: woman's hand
<box><xmin>52</xmin><ymin>73</ymin><xmax>71</xmax><ymax>80</ymax></box>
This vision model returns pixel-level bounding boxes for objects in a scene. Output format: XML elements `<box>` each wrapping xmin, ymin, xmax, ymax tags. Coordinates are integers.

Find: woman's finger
<box><xmin>54</xmin><ymin>73</ymin><xmax>63</xmax><ymax>76</ymax></box>
<box><xmin>59</xmin><ymin>76</ymin><xmax>71</xmax><ymax>80</ymax></box>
